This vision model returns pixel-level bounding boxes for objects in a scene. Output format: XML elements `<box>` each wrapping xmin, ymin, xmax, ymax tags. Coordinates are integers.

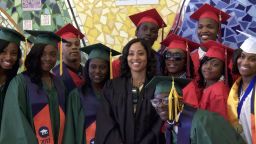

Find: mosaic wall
<box><xmin>0</xmin><ymin>0</ymin><xmax>72</xmax><ymax>31</ymax></box>
<box><xmin>72</xmin><ymin>0</ymin><xmax>182</xmax><ymax>52</ymax></box>
<box><xmin>178</xmin><ymin>0</ymin><xmax>256</xmax><ymax>49</ymax></box>
<box><xmin>0</xmin><ymin>0</ymin><xmax>182</xmax><ymax>52</ymax></box>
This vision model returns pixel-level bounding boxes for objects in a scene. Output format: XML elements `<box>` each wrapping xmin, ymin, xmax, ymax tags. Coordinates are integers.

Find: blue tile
<box><xmin>246</xmin><ymin>5</ymin><xmax>252</xmax><ymax>12</ymax></box>
<box><xmin>249</xmin><ymin>27</ymin><xmax>256</xmax><ymax>33</ymax></box>
<box><xmin>221</xmin><ymin>0</ymin><xmax>230</xmax><ymax>4</ymax></box>
<box><xmin>227</xmin><ymin>3</ymin><xmax>236</xmax><ymax>9</ymax></box>
<box><xmin>229</xmin><ymin>17</ymin><xmax>238</xmax><ymax>26</ymax></box>
<box><xmin>236</xmin><ymin>4</ymin><xmax>246</xmax><ymax>10</ymax></box>
<box><xmin>240</xmin><ymin>21</ymin><xmax>249</xmax><ymax>29</ymax></box>
<box><xmin>242</xmin><ymin>14</ymin><xmax>252</xmax><ymax>22</ymax></box>
<box><xmin>248</xmin><ymin>0</ymin><xmax>256</xmax><ymax>4</ymax></box>
<box><xmin>249</xmin><ymin>21</ymin><xmax>256</xmax><ymax>27</ymax></box>
<box><xmin>248</xmin><ymin>6</ymin><xmax>256</xmax><ymax>17</ymax></box>
<box><xmin>225</xmin><ymin>36</ymin><xmax>237</xmax><ymax>42</ymax></box>
<box><xmin>225</xmin><ymin>28</ymin><xmax>235</xmax><ymax>37</ymax></box>
<box><xmin>234</xmin><ymin>10</ymin><xmax>246</xmax><ymax>17</ymax></box>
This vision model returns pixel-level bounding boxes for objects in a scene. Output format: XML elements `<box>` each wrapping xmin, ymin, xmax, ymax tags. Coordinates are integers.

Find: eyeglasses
<box><xmin>164</xmin><ymin>52</ymin><xmax>185</xmax><ymax>61</ymax></box>
<box><xmin>151</xmin><ymin>97</ymin><xmax>169</xmax><ymax>107</ymax></box>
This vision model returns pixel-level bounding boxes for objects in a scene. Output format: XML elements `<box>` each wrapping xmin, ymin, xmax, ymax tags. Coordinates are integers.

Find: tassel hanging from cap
<box><xmin>60</xmin><ymin>39</ymin><xmax>63</xmax><ymax>75</ymax></box>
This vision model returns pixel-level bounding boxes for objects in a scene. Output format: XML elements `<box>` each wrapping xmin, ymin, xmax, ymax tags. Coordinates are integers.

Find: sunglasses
<box><xmin>164</xmin><ymin>52</ymin><xmax>185</xmax><ymax>61</ymax></box>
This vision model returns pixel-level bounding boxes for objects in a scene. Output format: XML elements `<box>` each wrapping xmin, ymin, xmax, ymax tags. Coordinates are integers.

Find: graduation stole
<box><xmin>227</xmin><ymin>76</ymin><xmax>256</xmax><ymax>143</ymax></box>
<box><xmin>24</xmin><ymin>74</ymin><xmax>66</xmax><ymax>144</ymax></box>
<box><xmin>60</xmin><ymin>63</ymin><xmax>84</xmax><ymax>93</ymax></box>
<box><xmin>79</xmin><ymin>88</ymin><xmax>97</xmax><ymax>144</ymax></box>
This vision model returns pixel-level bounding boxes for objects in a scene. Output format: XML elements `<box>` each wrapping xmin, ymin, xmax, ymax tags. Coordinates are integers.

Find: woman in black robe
<box><xmin>95</xmin><ymin>38</ymin><xmax>165</xmax><ymax>144</ymax></box>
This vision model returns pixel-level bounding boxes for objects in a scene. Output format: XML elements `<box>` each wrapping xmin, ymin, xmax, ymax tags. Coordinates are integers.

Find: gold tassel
<box><xmin>60</xmin><ymin>39</ymin><xmax>63</xmax><ymax>76</ymax></box>
<box><xmin>110</xmin><ymin>51</ymin><xmax>113</xmax><ymax>79</ymax></box>
<box><xmin>168</xmin><ymin>77</ymin><xmax>182</xmax><ymax>122</ymax></box>
<box><xmin>22</xmin><ymin>38</ymin><xmax>28</xmax><ymax>71</ymax></box>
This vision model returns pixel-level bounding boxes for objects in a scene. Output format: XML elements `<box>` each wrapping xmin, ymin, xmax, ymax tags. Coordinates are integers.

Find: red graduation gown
<box><xmin>191</xmin><ymin>50</ymin><xmax>200</xmax><ymax>80</ymax></box>
<box><xmin>199</xmin><ymin>81</ymin><xmax>229</xmax><ymax>119</ymax></box>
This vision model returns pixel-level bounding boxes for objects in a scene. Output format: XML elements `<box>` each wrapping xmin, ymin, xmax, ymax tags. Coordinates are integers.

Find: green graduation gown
<box><xmin>166</xmin><ymin>105</ymin><xmax>245</xmax><ymax>144</ymax></box>
<box><xmin>63</xmin><ymin>89</ymin><xmax>85</xmax><ymax>144</ymax></box>
<box><xmin>0</xmin><ymin>74</ymin><xmax>66</xmax><ymax>144</ymax></box>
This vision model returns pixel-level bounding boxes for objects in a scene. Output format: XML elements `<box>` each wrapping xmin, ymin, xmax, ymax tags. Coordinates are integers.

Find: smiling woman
<box><xmin>63</xmin><ymin>43</ymin><xmax>120</xmax><ymax>144</ymax></box>
<box><xmin>0</xmin><ymin>30</ymin><xmax>68</xmax><ymax>144</ymax></box>
<box><xmin>0</xmin><ymin>27</ymin><xmax>24</xmax><ymax>131</ymax></box>
<box><xmin>96</xmin><ymin>38</ymin><xmax>165</xmax><ymax>144</ymax></box>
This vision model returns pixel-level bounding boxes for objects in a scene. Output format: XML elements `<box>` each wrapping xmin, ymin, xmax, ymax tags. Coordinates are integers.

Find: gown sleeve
<box><xmin>190</xmin><ymin>110</ymin><xmax>245</xmax><ymax>144</ymax></box>
<box><xmin>200</xmin><ymin>82</ymin><xmax>228</xmax><ymax>119</ymax></box>
<box><xmin>95</xmin><ymin>80</ymin><xmax>123</xmax><ymax>144</ymax></box>
<box><xmin>0</xmin><ymin>74</ymin><xmax>38</xmax><ymax>144</ymax></box>
<box><xmin>63</xmin><ymin>89</ymin><xmax>85</xmax><ymax>144</ymax></box>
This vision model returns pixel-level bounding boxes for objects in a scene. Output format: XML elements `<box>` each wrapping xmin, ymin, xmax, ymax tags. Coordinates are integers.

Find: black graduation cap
<box><xmin>25</xmin><ymin>30</ymin><xmax>67</xmax><ymax>47</ymax></box>
<box><xmin>0</xmin><ymin>27</ymin><xmax>25</xmax><ymax>45</ymax></box>
<box><xmin>81</xmin><ymin>43</ymin><xmax>120</xmax><ymax>61</ymax></box>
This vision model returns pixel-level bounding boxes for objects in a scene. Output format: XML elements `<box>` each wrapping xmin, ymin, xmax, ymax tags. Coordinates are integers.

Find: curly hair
<box><xmin>197</xmin><ymin>56</ymin><xmax>233</xmax><ymax>88</ymax></box>
<box><xmin>162</xmin><ymin>50</ymin><xmax>195</xmax><ymax>78</ymax></box>
<box><xmin>120</xmin><ymin>38</ymin><xmax>156</xmax><ymax>79</ymax></box>
<box><xmin>0</xmin><ymin>39</ymin><xmax>21</xmax><ymax>92</ymax></box>
<box><xmin>24</xmin><ymin>43</ymin><xmax>48</xmax><ymax>87</ymax></box>
<box><xmin>81</xmin><ymin>58</ymin><xmax>110</xmax><ymax>95</ymax></box>
<box><xmin>232</xmin><ymin>48</ymin><xmax>242</xmax><ymax>75</ymax></box>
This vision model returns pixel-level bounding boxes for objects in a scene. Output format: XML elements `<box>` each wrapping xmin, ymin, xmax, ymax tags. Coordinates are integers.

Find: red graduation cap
<box><xmin>203</xmin><ymin>40</ymin><xmax>233</xmax><ymax>61</ymax></box>
<box><xmin>129</xmin><ymin>8</ymin><xmax>166</xmax><ymax>28</ymax></box>
<box><xmin>202</xmin><ymin>40</ymin><xmax>234</xmax><ymax>85</ymax></box>
<box><xmin>190</xmin><ymin>4</ymin><xmax>230</xmax><ymax>23</ymax></box>
<box><xmin>161</xmin><ymin>34</ymin><xmax>199</xmax><ymax>52</ymax></box>
<box><xmin>55</xmin><ymin>23</ymin><xmax>84</xmax><ymax>39</ymax></box>
<box><xmin>161</xmin><ymin>34</ymin><xmax>200</xmax><ymax>78</ymax></box>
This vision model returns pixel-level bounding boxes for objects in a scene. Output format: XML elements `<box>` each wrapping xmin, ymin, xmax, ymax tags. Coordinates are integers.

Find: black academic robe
<box><xmin>95</xmin><ymin>77</ymin><xmax>165</xmax><ymax>144</ymax></box>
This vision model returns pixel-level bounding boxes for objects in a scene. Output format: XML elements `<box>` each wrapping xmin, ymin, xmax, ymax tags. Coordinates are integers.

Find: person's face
<box><xmin>0</xmin><ymin>42</ymin><xmax>19</xmax><ymax>70</ymax></box>
<box><xmin>164</xmin><ymin>48</ymin><xmax>186</xmax><ymax>76</ymax></box>
<box><xmin>41</xmin><ymin>45</ymin><xmax>58</xmax><ymax>72</ymax></box>
<box><xmin>127</xmin><ymin>42</ymin><xmax>148</xmax><ymax>73</ymax></box>
<box><xmin>197</xmin><ymin>18</ymin><xmax>219</xmax><ymax>43</ymax></box>
<box><xmin>62</xmin><ymin>38</ymin><xmax>81</xmax><ymax>63</ymax></box>
<box><xmin>151</xmin><ymin>92</ymin><xmax>169</xmax><ymax>121</ymax></box>
<box><xmin>136</xmin><ymin>22</ymin><xmax>159</xmax><ymax>46</ymax></box>
<box><xmin>237</xmin><ymin>52</ymin><xmax>256</xmax><ymax>78</ymax></box>
<box><xmin>201</xmin><ymin>58</ymin><xmax>223</xmax><ymax>82</ymax></box>
<box><xmin>89</xmin><ymin>58</ymin><xmax>109</xmax><ymax>84</ymax></box>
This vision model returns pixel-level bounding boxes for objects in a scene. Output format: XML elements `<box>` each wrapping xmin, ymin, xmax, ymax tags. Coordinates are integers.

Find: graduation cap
<box><xmin>202</xmin><ymin>40</ymin><xmax>234</xmax><ymax>85</ymax></box>
<box><xmin>203</xmin><ymin>40</ymin><xmax>233</xmax><ymax>61</ymax></box>
<box><xmin>55</xmin><ymin>23</ymin><xmax>84</xmax><ymax>39</ymax></box>
<box><xmin>190</xmin><ymin>3</ymin><xmax>230</xmax><ymax>23</ymax></box>
<box><xmin>161</xmin><ymin>34</ymin><xmax>200</xmax><ymax>78</ymax></box>
<box><xmin>81</xmin><ymin>43</ymin><xmax>120</xmax><ymax>79</ymax></box>
<box><xmin>129</xmin><ymin>8</ymin><xmax>166</xmax><ymax>28</ymax></box>
<box><xmin>0</xmin><ymin>27</ymin><xmax>25</xmax><ymax>45</ymax></box>
<box><xmin>129</xmin><ymin>8</ymin><xmax>166</xmax><ymax>41</ymax></box>
<box><xmin>236</xmin><ymin>30</ymin><xmax>256</xmax><ymax>54</ymax></box>
<box><xmin>25</xmin><ymin>30</ymin><xmax>67</xmax><ymax>47</ymax></box>
<box><xmin>146</xmin><ymin>76</ymin><xmax>191</xmax><ymax>121</ymax></box>
<box><xmin>25</xmin><ymin>30</ymin><xmax>67</xmax><ymax>75</ymax></box>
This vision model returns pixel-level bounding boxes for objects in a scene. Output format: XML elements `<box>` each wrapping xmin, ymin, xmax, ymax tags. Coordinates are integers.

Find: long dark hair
<box><xmin>0</xmin><ymin>39</ymin><xmax>21</xmax><ymax>92</ymax></box>
<box><xmin>81</xmin><ymin>58</ymin><xmax>110</xmax><ymax>95</ymax></box>
<box><xmin>232</xmin><ymin>48</ymin><xmax>242</xmax><ymax>75</ymax></box>
<box><xmin>198</xmin><ymin>56</ymin><xmax>233</xmax><ymax>88</ymax></box>
<box><xmin>120</xmin><ymin>38</ymin><xmax>156</xmax><ymax>79</ymax></box>
<box><xmin>24</xmin><ymin>44</ymin><xmax>48</xmax><ymax>87</ymax></box>
<box><xmin>162</xmin><ymin>50</ymin><xmax>195</xmax><ymax>78</ymax></box>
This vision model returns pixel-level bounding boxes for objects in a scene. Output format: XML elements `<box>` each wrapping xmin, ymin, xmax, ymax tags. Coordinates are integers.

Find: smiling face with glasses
<box><xmin>164</xmin><ymin>48</ymin><xmax>186</xmax><ymax>77</ymax></box>
<box><xmin>151</xmin><ymin>93</ymin><xmax>169</xmax><ymax>121</ymax></box>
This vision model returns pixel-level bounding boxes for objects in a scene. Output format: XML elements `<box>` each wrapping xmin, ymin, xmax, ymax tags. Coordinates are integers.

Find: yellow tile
<box><xmin>97</xmin><ymin>33</ymin><xmax>105</xmax><ymax>42</ymax></box>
